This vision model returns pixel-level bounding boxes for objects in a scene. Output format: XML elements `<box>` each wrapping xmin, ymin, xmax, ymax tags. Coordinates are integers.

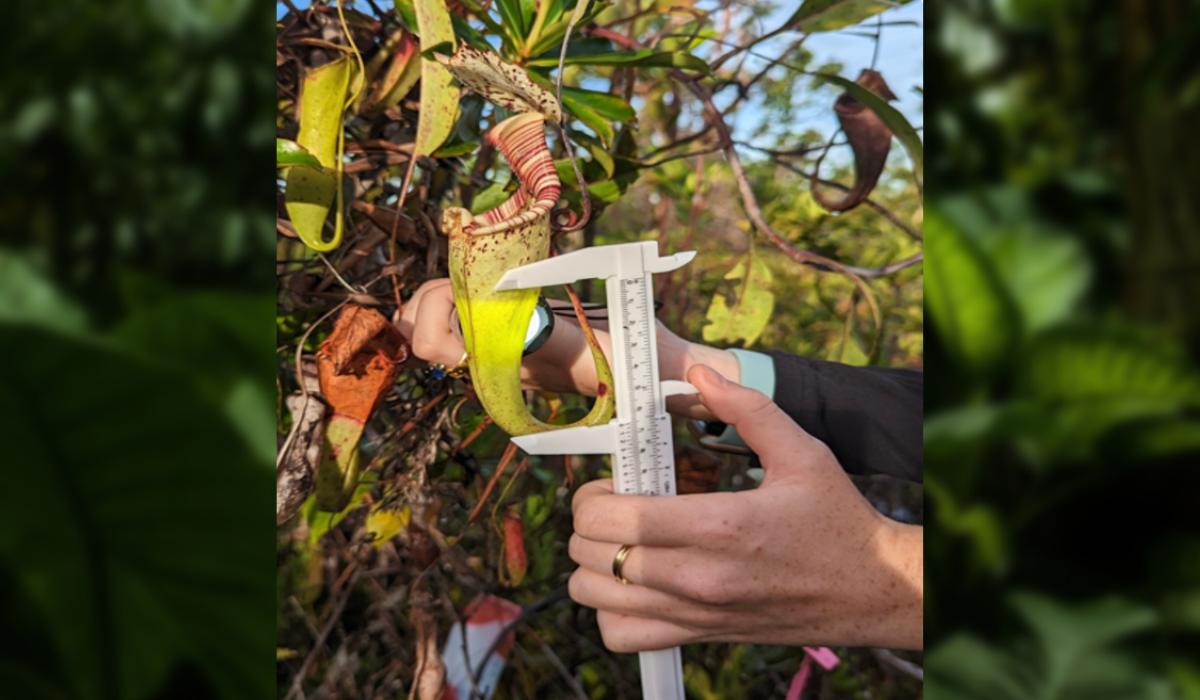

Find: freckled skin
<box><xmin>566</xmin><ymin>365</ymin><xmax>924</xmax><ymax>652</ymax></box>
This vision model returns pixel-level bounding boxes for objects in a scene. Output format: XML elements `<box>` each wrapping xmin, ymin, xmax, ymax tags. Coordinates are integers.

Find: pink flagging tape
<box><xmin>440</xmin><ymin>595</ymin><xmax>523</xmax><ymax>700</ymax></box>
<box><xmin>786</xmin><ymin>656</ymin><xmax>812</xmax><ymax>700</ymax></box>
<box><xmin>786</xmin><ymin>647</ymin><xmax>840</xmax><ymax>700</ymax></box>
<box><xmin>803</xmin><ymin>646</ymin><xmax>841</xmax><ymax>671</ymax></box>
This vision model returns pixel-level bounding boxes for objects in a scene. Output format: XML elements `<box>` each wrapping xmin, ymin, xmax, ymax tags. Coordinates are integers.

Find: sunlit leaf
<box><xmin>561</xmin><ymin>86</ymin><xmax>635</xmax><ymax>122</ymax></box>
<box><xmin>276</xmin><ymin>138</ymin><xmax>323</xmax><ymax>170</ymax></box>
<box><xmin>365</xmin><ymin>503</ymin><xmax>411</xmax><ymax>549</ymax></box>
<box><xmin>414</xmin><ymin>0</ymin><xmax>459</xmax><ymax>157</ymax></box>
<box><xmin>525</xmin><ymin>49</ymin><xmax>712</xmax><ymax>74</ymax></box>
<box><xmin>561</xmin><ymin>92</ymin><xmax>614</xmax><ymax>144</ymax></box>
<box><xmin>495</xmin><ymin>0</ymin><xmax>529</xmax><ymax>46</ymax></box>
<box><xmin>524</xmin><ymin>1</ymin><xmax>613</xmax><ymax>57</ymax></box>
<box><xmin>787</xmin><ymin>0</ymin><xmax>911</xmax><ymax>33</ymax></box>
<box><xmin>433</xmin><ymin>140</ymin><xmax>479</xmax><ymax>157</ymax></box>
<box><xmin>702</xmin><ymin>252</ymin><xmax>775</xmax><ymax>348</ymax></box>
<box><xmin>285</xmin><ymin>56</ymin><xmax>354</xmax><ymax>252</ymax></box>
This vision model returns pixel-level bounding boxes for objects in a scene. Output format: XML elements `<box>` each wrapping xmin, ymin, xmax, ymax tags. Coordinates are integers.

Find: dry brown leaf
<box><xmin>812</xmin><ymin>69</ymin><xmax>899</xmax><ymax>213</ymax></box>
<box><xmin>316</xmin><ymin>305</ymin><xmax>407</xmax><ymax>420</ymax></box>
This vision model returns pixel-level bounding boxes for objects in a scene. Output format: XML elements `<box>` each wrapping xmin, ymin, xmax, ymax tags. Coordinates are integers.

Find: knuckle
<box><xmin>573</xmin><ymin>501</ymin><xmax>603</xmax><ymax>539</ymax></box>
<box><xmin>567</xmin><ymin>569</ymin><xmax>587</xmax><ymax>604</ymax></box>
<box><xmin>597</xmin><ymin>625</ymin><xmax>634</xmax><ymax>654</ymax></box>
<box><xmin>684</xmin><ymin>573</ymin><xmax>737</xmax><ymax>607</ymax></box>
<box><xmin>567</xmin><ymin>534</ymin><xmax>584</xmax><ymax>564</ymax></box>
<box><xmin>410</xmin><ymin>335</ymin><xmax>435</xmax><ymax>361</ymax></box>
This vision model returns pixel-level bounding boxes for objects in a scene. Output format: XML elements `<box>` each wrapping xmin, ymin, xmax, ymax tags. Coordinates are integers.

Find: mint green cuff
<box><xmin>708</xmin><ymin>349</ymin><xmax>776</xmax><ymax>449</ymax></box>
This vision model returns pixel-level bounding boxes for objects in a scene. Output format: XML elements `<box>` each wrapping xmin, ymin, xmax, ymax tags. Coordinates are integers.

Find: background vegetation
<box><xmin>0</xmin><ymin>0</ymin><xmax>277</xmax><ymax>699</ymax></box>
<box><xmin>924</xmin><ymin>2</ymin><xmax>1200</xmax><ymax>699</ymax></box>
<box><xmin>274</xmin><ymin>0</ymin><xmax>922</xmax><ymax>698</ymax></box>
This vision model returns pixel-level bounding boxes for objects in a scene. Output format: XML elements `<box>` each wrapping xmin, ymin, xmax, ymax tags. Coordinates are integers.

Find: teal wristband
<box><xmin>708</xmin><ymin>349</ymin><xmax>776</xmax><ymax>449</ymax></box>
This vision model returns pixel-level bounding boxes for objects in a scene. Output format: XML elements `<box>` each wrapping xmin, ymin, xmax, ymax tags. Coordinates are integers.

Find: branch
<box><xmin>284</xmin><ymin>565</ymin><xmax>363</xmax><ymax>700</ymax></box>
<box><xmin>873</xmin><ymin>648</ymin><xmax>924</xmax><ymax>681</ymax></box>
<box><xmin>743</xmin><ymin>143</ymin><xmax>923</xmax><ymax>241</ymax></box>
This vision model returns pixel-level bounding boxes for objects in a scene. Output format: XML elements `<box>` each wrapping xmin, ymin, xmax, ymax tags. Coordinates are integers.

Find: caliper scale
<box><xmin>495</xmin><ymin>241</ymin><xmax>697</xmax><ymax>700</ymax></box>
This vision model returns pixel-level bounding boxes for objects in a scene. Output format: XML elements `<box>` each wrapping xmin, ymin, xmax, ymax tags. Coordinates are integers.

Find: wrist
<box><xmin>865</xmin><ymin>518</ymin><xmax>924</xmax><ymax>650</ymax></box>
<box><xmin>679</xmin><ymin>342</ymin><xmax>740</xmax><ymax>384</ymax></box>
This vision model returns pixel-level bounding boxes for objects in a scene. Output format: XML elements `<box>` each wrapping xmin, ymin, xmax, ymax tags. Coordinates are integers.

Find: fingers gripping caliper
<box><xmin>495</xmin><ymin>241</ymin><xmax>697</xmax><ymax>700</ymax></box>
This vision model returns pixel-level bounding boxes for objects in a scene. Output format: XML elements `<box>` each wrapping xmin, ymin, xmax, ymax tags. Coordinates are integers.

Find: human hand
<box><xmin>567</xmin><ymin>364</ymin><xmax>924</xmax><ymax>652</ymax></box>
<box><xmin>397</xmin><ymin>279</ymin><xmax>738</xmax><ymax>419</ymax></box>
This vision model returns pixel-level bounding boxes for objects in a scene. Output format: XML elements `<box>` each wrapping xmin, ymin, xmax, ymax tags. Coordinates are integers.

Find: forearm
<box><xmin>520</xmin><ymin>316</ymin><xmax>740</xmax><ymax>420</ymax></box>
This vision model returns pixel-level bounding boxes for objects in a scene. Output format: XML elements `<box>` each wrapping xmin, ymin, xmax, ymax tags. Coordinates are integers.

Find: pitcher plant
<box><xmin>442</xmin><ymin>112</ymin><xmax>614</xmax><ymax>436</ymax></box>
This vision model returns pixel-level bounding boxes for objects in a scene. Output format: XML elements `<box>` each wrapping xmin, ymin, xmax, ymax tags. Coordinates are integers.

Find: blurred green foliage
<box><xmin>925</xmin><ymin>2</ymin><xmax>1200</xmax><ymax>698</ymax></box>
<box><xmin>0</xmin><ymin>1</ymin><xmax>276</xmax><ymax>699</ymax></box>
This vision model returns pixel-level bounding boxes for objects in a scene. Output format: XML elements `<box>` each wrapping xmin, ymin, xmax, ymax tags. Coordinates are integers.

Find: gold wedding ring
<box><xmin>612</xmin><ymin>544</ymin><xmax>634</xmax><ymax>585</ymax></box>
<box><xmin>430</xmin><ymin>351</ymin><xmax>470</xmax><ymax>379</ymax></box>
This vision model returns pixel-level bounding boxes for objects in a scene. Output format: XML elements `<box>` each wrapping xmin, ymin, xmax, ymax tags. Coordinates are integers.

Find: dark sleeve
<box><xmin>762</xmin><ymin>350</ymin><xmax>923</xmax><ymax>483</ymax></box>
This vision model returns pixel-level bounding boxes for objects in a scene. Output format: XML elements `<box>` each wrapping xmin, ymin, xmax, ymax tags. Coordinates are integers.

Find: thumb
<box><xmin>686</xmin><ymin>363</ymin><xmax>833</xmax><ymax>479</ymax></box>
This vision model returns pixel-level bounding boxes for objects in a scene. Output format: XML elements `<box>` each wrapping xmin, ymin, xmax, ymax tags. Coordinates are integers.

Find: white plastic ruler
<box><xmin>495</xmin><ymin>240</ymin><xmax>696</xmax><ymax>700</ymax></box>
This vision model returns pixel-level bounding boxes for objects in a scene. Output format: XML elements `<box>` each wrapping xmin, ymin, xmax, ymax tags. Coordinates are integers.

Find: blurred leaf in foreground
<box><xmin>0</xmin><ymin>327</ymin><xmax>272</xmax><ymax>700</ymax></box>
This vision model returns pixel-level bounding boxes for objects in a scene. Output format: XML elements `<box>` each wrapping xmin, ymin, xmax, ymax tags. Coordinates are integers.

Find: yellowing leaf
<box><xmin>414</xmin><ymin>0</ymin><xmax>459</xmax><ymax>157</ymax></box>
<box><xmin>285</xmin><ymin>56</ymin><xmax>354</xmax><ymax>251</ymax></box>
<box><xmin>702</xmin><ymin>253</ymin><xmax>775</xmax><ymax>348</ymax></box>
<box><xmin>366</xmin><ymin>503</ymin><xmax>411</xmax><ymax>549</ymax></box>
<box><xmin>435</xmin><ymin>45</ymin><xmax>563</xmax><ymax>122</ymax></box>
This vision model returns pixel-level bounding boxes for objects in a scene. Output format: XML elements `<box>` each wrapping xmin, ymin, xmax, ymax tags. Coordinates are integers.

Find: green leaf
<box><xmin>941</xmin><ymin>191</ymin><xmax>1091</xmax><ymax>333</ymax></box>
<box><xmin>927</xmin><ymin>594</ymin><xmax>1166</xmax><ymax>700</ymax></box>
<box><xmin>568</xmin><ymin>129</ymin><xmax>615</xmax><ymax>177</ymax></box>
<box><xmin>285</xmin><ymin>56</ymin><xmax>354</xmax><ymax>252</ymax></box>
<box><xmin>470</xmin><ymin>180</ymin><xmax>513</xmax><ymax>216</ymax></box>
<box><xmin>494</xmin><ymin>0</ymin><xmax>528</xmax><ymax>47</ymax></box>
<box><xmin>0</xmin><ymin>328</ymin><xmax>273</xmax><ymax>700</ymax></box>
<box><xmin>561</xmin><ymin>91</ymin><xmax>614</xmax><ymax>144</ymax></box>
<box><xmin>561</xmin><ymin>87</ymin><xmax>635</xmax><ymax>122</ymax></box>
<box><xmin>1019</xmin><ymin>326</ymin><xmax>1200</xmax><ymax>407</ymax></box>
<box><xmin>109</xmin><ymin>291</ymin><xmax>277</xmax><ymax>468</ymax></box>
<box><xmin>924</xmin><ymin>208</ymin><xmax>1018</xmax><ymax>375</ymax></box>
<box><xmin>811</xmin><ymin>71</ymin><xmax>923</xmax><ymax>189</ymax></box>
<box><xmin>0</xmin><ymin>253</ymin><xmax>88</xmax><ymax>335</ymax></box>
<box><xmin>450</xmin><ymin>12</ymin><xmax>494</xmax><ymax>51</ymax></box>
<box><xmin>524</xmin><ymin>1</ymin><xmax>613</xmax><ymax>57</ymax></box>
<box><xmin>276</xmin><ymin>138</ymin><xmax>323</xmax><ymax>170</ymax></box>
<box><xmin>433</xmin><ymin>140</ymin><xmax>479</xmax><ymax>157</ymax></box>
<box><xmin>787</xmin><ymin>0</ymin><xmax>910</xmax><ymax>34</ymax></box>
<box><xmin>525</xmin><ymin>49</ymin><xmax>712</xmax><ymax>74</ymax></box>
<box><xmin>702</xmin><ymin>253</ymin><xmax>775</xmax><ymax>347</ymax></box>
<box><xmin>414</xmin><ymin>0</ymin><xmax>459</xmax><ymax>157</ymax></box>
